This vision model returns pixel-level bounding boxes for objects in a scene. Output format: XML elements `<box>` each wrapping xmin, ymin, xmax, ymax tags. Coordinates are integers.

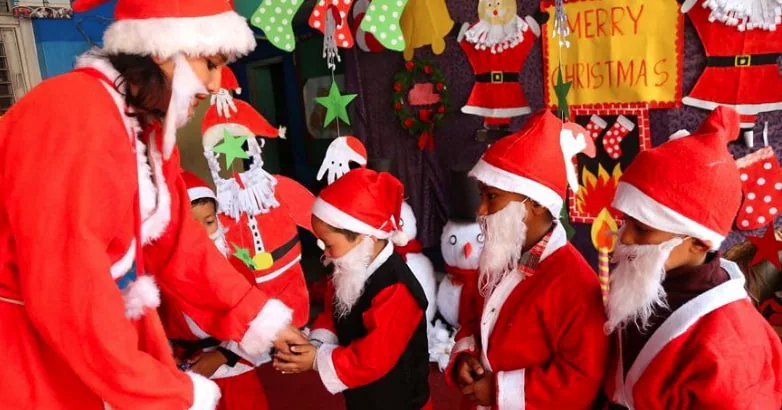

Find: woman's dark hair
<box><xmin>191</xmin><ymin>197</ymin><xmax>217</xmax><ymax>209</ymax></box>
<box><xmin>106</xmin><ymin>53</ymin><xmax>170</xmax><ymax>120</ymax></box>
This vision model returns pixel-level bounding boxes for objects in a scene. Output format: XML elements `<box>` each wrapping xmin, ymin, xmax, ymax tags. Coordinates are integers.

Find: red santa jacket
<box><xmin>682</xmin><ymin>0</ymin><xmax>782</xmax><ymax>116</ymax></box>
<box><xmin>606</xmin><ymin>259</ymin><xmax>782</xmax><ymax>409</ymax></box>
<box><xmin>459</xmin><ymin>16</ymin><xmax>540</xmax><ymax>120</ymax></box>
<box><xmin>445</xmin><ymin>224</ymin><xmax>609</xmax><ymax>410</ymax></box>
<box><xmin>219</xmin><ymin>175</ymin><xmax>315</xmax><ymax>328</ymax></box>
<box><xmin>0</xmin><ymin>55</ymin><xmax>292</xmax><ymax>409</ymax></box>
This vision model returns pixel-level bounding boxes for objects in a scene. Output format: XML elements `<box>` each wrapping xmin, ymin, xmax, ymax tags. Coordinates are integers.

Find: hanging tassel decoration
<box><xmin>552</xmin><ymin>0</ymin><xmax>571</xmax><ymax>48</ymax></box>
<box><xmin>323</xmin><ymin>6</ymin><xmax>342</xmax><ymax>71</ymax></box>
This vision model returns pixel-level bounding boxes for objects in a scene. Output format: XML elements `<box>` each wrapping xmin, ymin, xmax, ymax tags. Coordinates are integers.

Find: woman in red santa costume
<box><xmin>0</xmin><ymin>0</ymin><xmax>303</xmax><ymax>409</ymax></box>
<box><xmin>445</xmin><ymin>110</ymin><xmax>609</xmax><ymax>409</ymax></box>
<box><xmin>201</xmin><ymin>96</ymin><xmax>315</xmax><ymax>329</ymax></box>
<box><xmin>604</xmin><ymin>107</ymin><xmax>782</xmax><ymax>409</ymax></box>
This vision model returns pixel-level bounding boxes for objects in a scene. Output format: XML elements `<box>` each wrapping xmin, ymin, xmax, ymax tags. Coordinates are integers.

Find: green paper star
<box><xmin>315</xmin><ymin>80</ymin><xmax>357</xmax><ymax>127</ymax></box>
<box><xmin>553</xmin><ymin>69</ymin><xmax>572</xmax><ymax>119</ymax></box>
<box><xmin>212</xmin><ymin>129</ymin><xmax>249</xmax><ymax>168</ymax></box>
<box><xmin>232</xmin><ymin>244</ymin><xmax>256</xmax><ymax>270</ymax></box>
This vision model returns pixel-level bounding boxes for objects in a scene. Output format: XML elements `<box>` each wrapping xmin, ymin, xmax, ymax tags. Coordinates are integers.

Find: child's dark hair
<box><xmin>333</xmin><ymin>227</ymin><xmax>360</xmax><ymax>242</ymax></box>
<box><xmin>104</xmin><ymin>52</ymin><xmax>169</xmax><ymax>120</ymax></box>
<box><xmin>191</xmin><ymin>197</ymin><xmax>217</xmax><ymax>209</ymax></box>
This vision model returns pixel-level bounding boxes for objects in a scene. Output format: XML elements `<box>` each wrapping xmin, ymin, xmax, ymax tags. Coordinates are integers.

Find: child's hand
<box><xmin>461</xmin><ymin>370</ymin><xmax>495</xmax><ymax>406</ymax></box>
<box><xmin>188</xmin><ymin>350</ymin><xmax>228</xmax><ymax>378</ymax></box>
<box><xmin>273</xmin><ymin>343</ymin><xmax>317</xmax><ymax>374</ymax></box>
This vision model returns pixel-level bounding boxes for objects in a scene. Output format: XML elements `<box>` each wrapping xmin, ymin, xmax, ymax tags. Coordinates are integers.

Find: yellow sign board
<box><xmin>543</xmin><ymin>0</ymin><xmax>683</xmax><ymax>107</ymax></box>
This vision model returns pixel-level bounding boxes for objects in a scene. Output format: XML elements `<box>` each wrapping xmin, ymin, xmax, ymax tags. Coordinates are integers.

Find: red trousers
<box><xmin>214</xmin><ymin>370</ymin><xmax>268</xmax><ymax>410</ymax></box>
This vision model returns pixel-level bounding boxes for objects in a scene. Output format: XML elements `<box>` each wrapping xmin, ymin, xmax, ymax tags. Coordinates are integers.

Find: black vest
<box><xmin>334</xmin><ymin>252</ymin><xmax>430</xmax><ymax>410</ymax></box>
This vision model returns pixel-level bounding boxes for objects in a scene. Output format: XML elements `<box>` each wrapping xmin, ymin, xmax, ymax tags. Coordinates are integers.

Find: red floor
<box><xmin>258</xmin><ymin>363</ymin><xmax>461</xmax><ymax>409</ymax></box>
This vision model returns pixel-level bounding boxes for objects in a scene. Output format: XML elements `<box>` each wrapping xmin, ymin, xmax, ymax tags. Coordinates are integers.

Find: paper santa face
<box><xmin>400</xmin><ymin>201</ymin><xmax>418</xmax><ymax>240</ymax></box>
<box><xmin>440</xmin><ymin>220</ymin><xmax>484</xmax><ymax>270</ymax></box>
<box><xmin>478</xmin><ymin>0</ymin><xmax>517</xmax><ymax>26</ymax></box>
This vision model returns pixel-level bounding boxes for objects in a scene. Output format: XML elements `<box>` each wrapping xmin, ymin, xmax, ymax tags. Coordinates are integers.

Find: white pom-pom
<box><xmin>391</xmin><ymin>230</ymin><xmax>409</xmax><ymax>246</ymax></box>
<box><xmin>278</xmin><ymin>126</ymin><xmax>287</xmax><ymax>139</ymax></box>
<box><xmin>235</xmin><ymin>87</ymin><xmax>242</xmax><ymax>95</ymax></box>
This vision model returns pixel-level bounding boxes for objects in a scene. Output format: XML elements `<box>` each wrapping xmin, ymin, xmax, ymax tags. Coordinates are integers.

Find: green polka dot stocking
<box><xmin>251</xmin><ymin>0</ymin><xmax>305</xmax><ymax>52</ymax></box>
<box><xmin>359</xmin><ymin>0</ymin><xmax>408</xmax><ymax>51</ymax></box>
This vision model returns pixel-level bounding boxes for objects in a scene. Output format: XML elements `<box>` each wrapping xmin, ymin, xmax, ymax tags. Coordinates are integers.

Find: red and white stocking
<box><xmin>602</xmin><ymin>115</ymin><xmax>635</xmax><ymax>160</ymax></box>
<box><xmin>585</xmin><ymin>115</ymin><xmax>607</xmax><ymax>140</ymax></box>
<box><xmin>736</xmin><ymin>147</ymin><xmax>782</xmax><ymax>231</ymax></box>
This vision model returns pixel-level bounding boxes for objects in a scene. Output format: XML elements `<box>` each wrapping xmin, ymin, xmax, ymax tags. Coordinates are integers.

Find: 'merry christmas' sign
<box><xmin>543</xmin><ymin>0</ymin><xmax>683</xmax><ymax>107</ymax></box>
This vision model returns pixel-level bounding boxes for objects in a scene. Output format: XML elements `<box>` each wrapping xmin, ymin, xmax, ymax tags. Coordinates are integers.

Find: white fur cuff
<box><xmin>452</xmin><ymin>335</ymin><xmax>476</xmax><ymax>357</ymax></box>
<box><xmin>316</xmin><ymin>344</ymin><xmax>349</xmax><ymax>394</ymax></box>
<box><xmin>310</xmin><ymin>328</ymin><xmax>339</xmax><ymax>346</ymax></box>
<box><xmin>239</xmin><ymin>299</ymin><xmax>293</xmax><ymax>356</ymax></box>
<box><xmin>187</xmin><ymin>372</ymin><xmax>221</xmax><ymax>410</ymax></box>
<box><xmin>497</xmin><ymin>369</ymin><xmax>526</xmax><ymax>410</ymax></box>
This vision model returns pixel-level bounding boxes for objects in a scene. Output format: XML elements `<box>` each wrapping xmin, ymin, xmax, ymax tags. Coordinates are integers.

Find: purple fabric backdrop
<box><xmin>342</xmin><ymin>0</ymin><xmax>781</xmax><ymax>267</ymax></box>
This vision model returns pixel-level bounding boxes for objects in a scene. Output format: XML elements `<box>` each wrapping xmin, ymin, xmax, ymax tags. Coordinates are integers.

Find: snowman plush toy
<box><xmin>430</xmin><ymin>168</ymin><xmax>486</xmax><ymax>369</ymax></box>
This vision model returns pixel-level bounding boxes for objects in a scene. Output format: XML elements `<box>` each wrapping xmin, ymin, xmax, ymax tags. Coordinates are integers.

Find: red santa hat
<box><xmin>312</xmin><ymin>168</ymin><xmax>409</xmax><ymax>246</ymax></box>
<box><xmin>612</xmin><ymin>106</ymin><xmax>743</xmax><ymax>250</ymax></box>
<box><xmin>202</xmin><ymin>100</ymin><xmax>285</xmax><ymax>149</ymax></box>
<box><xmin>221</xmin><ymin>66</ymin><xmax>242</xmax><ymax>95</ymax></box>
<box><xmin>469</xmin><ymin>110</ymin><xmax>573</xmax><ymax>217</ymax></box>
<box><xmin>181</xmin><ymin>170</ymin><xmax>216</xmax><ymax>203</ymax></box>
<box><xmin>72</xmin><ymin>0</ymin><xmax>255</xmax><ymax>61</ymax></box>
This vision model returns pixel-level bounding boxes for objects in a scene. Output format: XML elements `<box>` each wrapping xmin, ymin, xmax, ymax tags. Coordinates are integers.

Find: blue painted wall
<box><xmin>32</xmin><ymin>1</ymin><xmax>115</xmax><ymax>78</ymax></box>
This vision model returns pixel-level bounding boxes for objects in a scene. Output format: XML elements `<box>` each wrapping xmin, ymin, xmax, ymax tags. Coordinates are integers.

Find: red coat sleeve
<box><xmin>145</xmin><ymin>167</ymin><xmax>292</xmax><ymax>356</ymax></box>
<box><xmin>275</xmin><ymin>175</ymin><xmax>315</xmax><ymax>233</ymax></box>
<box><xmin>310</xmin><ymin>279</ymin><xmax>338</xmax><ymax>345</ymax></box>
<box><xmin>1</xmin><ymin>75</ymin><xmax>196</xmax><ymax>409</ymax></box>
<box><xmin>497</xmin><ymin>276</ymin><xmax>609</xmax><ymax>409</ymax></box>
<box><xmin>315</xmin><ymin>283</ymin><xmax>423</xmax><ymax>393</ymax></box>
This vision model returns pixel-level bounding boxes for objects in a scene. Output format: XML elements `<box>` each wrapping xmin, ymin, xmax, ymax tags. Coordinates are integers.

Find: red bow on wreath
<box><xmin>417</xmin><ymin>109</ymin><xmax>435</xmax><ymax>152</ymax></box>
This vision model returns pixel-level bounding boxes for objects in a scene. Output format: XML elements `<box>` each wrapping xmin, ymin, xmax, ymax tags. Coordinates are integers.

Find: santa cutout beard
<box><xmin>605</xmin><ymin>235</ymin><xmax>684</xmax><ymax>334</ymax></box>
<box><xmin>209</xmin><ymin>221</ymin><xmax>230</xmax><ymax>257</ymax></box>
<box><xmin>465</xmin><ymin>14</ymin><xmax>526</xmax><ymax>53</ymax></box>
<box><xmin>326</xmin><ymin>236</ymin><xmax>376</xmax><ymax>318</ymax></box>
<box><xmin>477</xmin><ymin>200</ymin><xmax>528</xmax><ymax>296</ymax></box>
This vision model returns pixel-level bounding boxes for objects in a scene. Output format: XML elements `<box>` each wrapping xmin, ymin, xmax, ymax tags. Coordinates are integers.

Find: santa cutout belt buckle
<box><xmin>475</xmin><ymin>71</ymin><xmax>520</xmax><ymax>83</ymax></box>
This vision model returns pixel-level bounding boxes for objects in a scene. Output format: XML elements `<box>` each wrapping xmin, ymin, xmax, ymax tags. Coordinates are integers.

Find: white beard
<box><xmin>210</xmin><ymin>221</ymin><xmax>229</xmax><ymax>257</ymax></box>
<box><xmin>477</xmin><ymin>201</ymin><xmax>527</xmax><ymax>297</ymax></box>
<box><xmin>464</xmin><ymin>15</ymin><xmax>526</xmax><ymax>53</ymax></box>
<box><xmin>327</xmin><ymin>237</ymin><xmax>376</xmax><ymax>318</ymax></box>
<box><xmin>605</xmin><ymin>237</ymin><xmax>684</xmax><ymax>334</ymax></box>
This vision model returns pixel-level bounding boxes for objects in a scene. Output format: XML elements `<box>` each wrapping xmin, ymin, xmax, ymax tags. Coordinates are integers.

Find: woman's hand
<box><xmin>273</xmin><ymin>342</ymin><xmax>317</xmax><ymax>374</ymax></box>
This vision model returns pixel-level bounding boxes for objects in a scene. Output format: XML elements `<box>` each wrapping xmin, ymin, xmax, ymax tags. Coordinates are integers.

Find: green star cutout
<box><xmin>315</xmin><ymin>80</ymin><xmax>357</xmax><ymax>127</ymax></box>
<box><xmin>560</xmin><ymin>201</ymin><xmax>575</xmax><ymax>241</ymax></box>
<box><xmin>553</xmin><ymin>69</ymin><xmax>573</xmax><ymax>119</ymax></box>
<box><xmin>212</xmin><ymin>129</ymin><xmax>249</xmax><ymax>168</ymax></box>
<box><xmin>232</xmin><ymin>244</ymin><xmax>256</xmax><ymax>270</ymax></box>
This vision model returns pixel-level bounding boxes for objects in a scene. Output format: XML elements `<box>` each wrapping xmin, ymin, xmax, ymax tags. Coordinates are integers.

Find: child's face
<box><xmin>312</xmin><ymin>216</ymin><xmax>361</xmax><ymax>258</ymax></box>
<box><xmin>191</xmin><ymin>201</ymin><xmax>219</xmax><ymax>235</ymax></box>
<box><xmin>619</xmin><ymin>217</ymin><xmax>709</xmax><ymax>271</ymax></box>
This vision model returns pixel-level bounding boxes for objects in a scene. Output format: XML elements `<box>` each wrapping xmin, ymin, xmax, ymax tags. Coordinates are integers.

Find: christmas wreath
<box><xmin>392</xmin><ymin>59</ymin><xmax>450</xmax><ymax>152</ymax></box>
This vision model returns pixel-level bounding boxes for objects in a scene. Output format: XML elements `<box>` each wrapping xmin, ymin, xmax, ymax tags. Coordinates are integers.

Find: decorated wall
<box><xmin>340</xmin><ymin>0</ymin><xmax>782</xmax><ymax>267</ymax></box>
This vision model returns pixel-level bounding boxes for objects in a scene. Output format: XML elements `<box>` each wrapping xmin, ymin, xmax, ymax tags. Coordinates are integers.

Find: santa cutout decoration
<box><xmin>458</xmin><ymin>0</ymin><xmax>544</xmax><ymax>134</ymax></box>
<box><xmin>202</xmin><ymin>100</ymin><xmax>315</xmax><ymax>329</ymax></box>
<box><xmin>681</xmin><ymin>0</ymin><xmax>782</xmax><ymax>147</ymax></box>
<box><xmin>210</xmin><ymin>66</ymin><xmax>243</xmax><ymax>119</ymax></box>
<box><xmin>316</xmin><ymin>135</ymin><xmax>368</xmax><ymax>185</ymax></box>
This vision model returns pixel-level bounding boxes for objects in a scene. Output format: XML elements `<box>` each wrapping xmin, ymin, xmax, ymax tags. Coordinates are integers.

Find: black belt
<box><xmin>475</xmin><ymin>71</ymin><xmax>520</xmax><ymax>83</ymax></box>
<box><xmin>706</xmin><ymin>53</ymin><xmax>781</xmax><ymax>67</ymax></box>
<box><xmin>608</xmin><ymin>404</ymin><xmax>630</xmax><ymax>410</ymax></box>
<box><xmin>270</xmin><ymin>235</ymin><xmax>299</xmax><ymax>262</ymax></box>
<box><xmin>171</xmin><ymin>337</ymin><xmax>221</xmax><ymax>360</ymax></box>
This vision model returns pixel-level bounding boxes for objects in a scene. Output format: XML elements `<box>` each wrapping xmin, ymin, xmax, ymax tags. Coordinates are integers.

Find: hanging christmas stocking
<box><xmin>359</xmin><ymin>0</ymin><xmax>408</xmax><ymax>51</ymax></box>
<box><xmin>352</xmin><ymin>0</ymin><xmax>384</xmax><ymax>52</ymax></box>
<box><xmin>736</xmin><ymin>147</ymin><xmax>782</xmax><ymax>231</ymax></box>
<box><xmin>251</xmin><ymin>0</ymin><xmax>306</xmax><ymax>52</ymax></box>
<box><xmin>602</xmin><ymin>115</ymin><xmax>635</xmax><ymax>160</ymax></box>
<box><xmin>585</xmin><ymin>115</ymin><xmax>607</xmax><ymax>141</ymax></box>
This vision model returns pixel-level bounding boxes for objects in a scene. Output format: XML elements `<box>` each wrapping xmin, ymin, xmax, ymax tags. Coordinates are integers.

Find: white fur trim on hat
<box><xmin>612</xmin><ymin>182</ymin><xmax>725</xmax><ymax>250</ymax></box>
<box><xmin>188</xmin><ymin>187</ymin><xmax>216</xmax><ymax>202</ymax></box>
<box><xmin>239</xmin><ymin>299</ymin><xmax>293</xmax><ymax>357</ymax></box>
<box><xmin>186</xmin><ymin>372</ymin><xmax>221</xmax><ymax>410</ymax></box>
<box><xmin>469</xmin><ymin>158</ymin><xmax>563</xmax><ymax>217</ymax></box>
<box><xmin>122</xmin><ymin>275</ymin><xmax>161</xmax><ymax>320</ymax></box>
<box><xmin>102</xmin><ymin>11</ymin><xmax>256</xmax><ymax>61</ymax></box>
<box><xmin>312</xmin><ymin>197</ymin><xmax>393</xmax><ymax>239</ymax></box>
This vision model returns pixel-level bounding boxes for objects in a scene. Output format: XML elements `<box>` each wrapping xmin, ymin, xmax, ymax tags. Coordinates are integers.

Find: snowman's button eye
<box><xmin>449</xmin><ymin>235</ymin><xmax>457</xmax><ymax>245</ymax></box>
<box><xmin>477</xmin><ymin>233</ymin><xmax>485</xmax><ymax>244</ymax></box>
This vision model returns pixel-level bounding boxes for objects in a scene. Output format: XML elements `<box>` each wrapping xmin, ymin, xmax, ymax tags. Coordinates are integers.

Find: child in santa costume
<box><xmin>0</xmin><ymin>0</ymin><xmax>303</xmax><ymax>408</ymax></box>
<box><xmin>604</xmin><ymin>106</ymin><xmax>782</xmax><ymax>409</ymax></box>
<box><xmin>273</xmin><ymin>168</ymin><xmax>432</xmax><ymax>410</ymax></box>
<box><xmin>160</xmin><ymin>171</ymin><xmax>269</xmax><ymax>410</ymax></box>
<box><xmin>445</xmin><ymin>110</ymin><xmax>609</xmax><ymax>409</ymax></box>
